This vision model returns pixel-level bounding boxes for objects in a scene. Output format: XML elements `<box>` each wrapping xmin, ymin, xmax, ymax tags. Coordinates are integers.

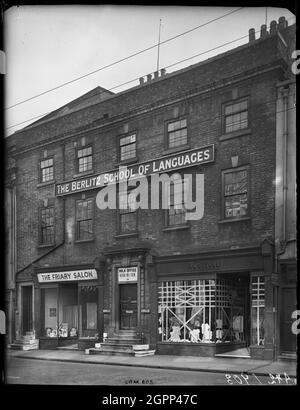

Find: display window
<box><xmin>158</xmin><ymin>279</ymin><xmax>246</xmax><ymax>344</ymax></box>
<box><xmin>251</xmin><ymin>276</ymin><xmax>265</xmax><ymax>346</ymax></box>
<box><xmin>41</xmin><ymin>282</ymin><xmax>98</xmax><ymax>339</ymax></box>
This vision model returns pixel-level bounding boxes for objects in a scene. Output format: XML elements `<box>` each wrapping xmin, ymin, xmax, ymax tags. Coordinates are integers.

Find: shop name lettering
<box><xmin>55</xmin><ymin>145</ymin><xmax>213</xmax><ymax>196</ymax></box>
<box><xmin>37</xmin><ymin>270</ymin><xmax>97</xmax><ymax>283</ymax></box>
<box><xmin>189</xmin><ymin>262</ymin><xmax>221</xmax><ymax>271</ymax></box>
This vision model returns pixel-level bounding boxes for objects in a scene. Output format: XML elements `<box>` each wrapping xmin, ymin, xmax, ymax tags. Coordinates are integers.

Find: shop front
<box><xmin>154</xmin><ymin>243</ymin><xmax>274</xmax><ymax>359</ymax></box>
<box><xmin>36</xmin><ymin>266</ymin><xmax>100</xmax><ymax>350</ymax></box>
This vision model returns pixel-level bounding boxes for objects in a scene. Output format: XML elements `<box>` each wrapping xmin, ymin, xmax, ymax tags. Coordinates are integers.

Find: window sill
<box><xmin>37</xmin><ymin>180</ymin><xmax>55</xmax><ymax>188</ymax></box>
<box><xmin>162</xmin><ymin>224</ymin><xmax>190</xmax><ymax>232</ymax></box>
<box><xmin>73</xmin><ymin>170</ymin><xmax>95</xmax><ymax>179</ymax></box>
<box><xmin>219</xmin><ymin>128</ymin><xmax>251</xmax><ymax>141</ymax></box>
<box><xmin>114</xmin><ymin>158</ymin><xmax>139</xmax><ymax>167</ymax></box>
<box><xmin>38</xmin><ymin>243</ymin><xmax>56</xmax><ymax>249</ymax></box>
<box><xmin>218</xmin><ymin>217</ymin><xmax>251</xmax><ymax>224</ymax></box>
<box><xmin>74</xmin><ymin>238</ymin><xmax>95</xmax><ymax>244</ymax></box>
<box><xmin>162</xmin><ymin>144</ymin><xmax>190</xmax><ymax>156</ymax></box>
<box><xmin>115</xmin><ymin>231</ymin><xmax>139</xmax><ymax>239</ymax></box>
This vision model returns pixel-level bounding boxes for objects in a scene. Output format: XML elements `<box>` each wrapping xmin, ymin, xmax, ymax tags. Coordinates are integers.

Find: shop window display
<box><xmin>158</xmin><ymin>279</ymin><xmax>246</xmax><ymax>343</ymax></box>
<box><xmin>251</xmin><ymin>276</ymin><xmax>265</xmax><ymax>345</ymax></box>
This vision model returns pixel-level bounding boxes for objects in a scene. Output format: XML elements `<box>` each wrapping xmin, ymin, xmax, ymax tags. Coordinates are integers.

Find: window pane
<box><xmin>167</xmin><ymin>119</ymin><xmax>187</xmax><ymax>148</ymax></box>
<box><xmin>76</xmin><ymin>200</ymin><xmax>93</xmax><ymax>240</ymax></box>
<box><xmin>120</xmin><ymin>212</ymin><xmax>136</xmax><ymax>232</ymax></box>
<box><xmin>158</xmin><ymin>279</ymin><xmax>245</xmax><ymax>343</ymax></box>
<box><xmin>42</xmin><ymin>288</ymin><xmax>58</xmax><ymax>337</ymax></box>
<box><xmin>225</xmin><ymin>100</ymin><xmax>248</xmax><ymax>133</ymax></box>
<box><xmin>251</xmin><ymin>277</ymin><xmax>265</xmax><ymax>345</ymax></box>
<box><xmin>79</xmin><ymin>286</ymin><xmax>98</xmax><ymax>338</ymax></box>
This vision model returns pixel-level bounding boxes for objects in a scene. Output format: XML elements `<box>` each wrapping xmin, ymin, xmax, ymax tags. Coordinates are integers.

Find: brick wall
<box><xmin>9</xmin><ymin>28</ymin><xmax>293</xmax><ymax>271</ymax></box>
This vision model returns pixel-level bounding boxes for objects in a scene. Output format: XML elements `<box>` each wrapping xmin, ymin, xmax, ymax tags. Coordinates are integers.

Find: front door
<box><xmin>120</xmin><ymin>284</ymin><xmax>137</xmax><ymax>329</ymax></box>
<box><xmin>280</xmin><ymin>287</ymin><xmax>297</xmax><ymax>353</ymax></box>
<box><xmin>22</xmin><ymin>286</ymin><xmax>33</xmax><ymax>335</ymax></box>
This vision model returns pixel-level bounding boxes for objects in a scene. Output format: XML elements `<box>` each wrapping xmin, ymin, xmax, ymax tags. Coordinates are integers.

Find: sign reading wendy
<box><xmin>55</xmin><ymin>145</ymin><xmax>214</xmax><ymax>196</ymax></box>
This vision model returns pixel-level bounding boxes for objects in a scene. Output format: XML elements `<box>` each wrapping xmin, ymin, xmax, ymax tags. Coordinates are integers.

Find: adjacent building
<box><xmin>5</xmin><ymin>17</ymin><xmax>296</xmax><ymax>360</ymax></box>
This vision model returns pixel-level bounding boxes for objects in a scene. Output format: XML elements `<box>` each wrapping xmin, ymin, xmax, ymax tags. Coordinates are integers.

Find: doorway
<box><xmin>119</xmin><ymin>284</ymin><xmax>137</xmax><ymax>329</ymax></box>
<box><xmin>280</xmin><ymin>287</ymin><xmax>297</xmax><ymax>353</ymax></box>
<box><xmin>21</xmin><ymin>285</ymin><xmax>33</xmax><ymax>335</ymax></box>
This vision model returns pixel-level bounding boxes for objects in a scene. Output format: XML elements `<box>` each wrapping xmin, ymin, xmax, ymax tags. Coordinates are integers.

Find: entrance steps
<box><xmin>9</xmin><ymin>332</ymin><xmax>39</xmax><ymax>351</ymax></box>
<box><xmin>278</xmin><ymin>352</ymin><xmax>297</xmax><ymax>362</ymax></box>
<box><xmin>89</xmin><ymin>331</ymin><xmax>155</xmax><ymax>357</ymax></box>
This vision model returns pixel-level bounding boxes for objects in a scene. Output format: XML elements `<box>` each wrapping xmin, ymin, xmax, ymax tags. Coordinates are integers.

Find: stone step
<box><xmin>89</xmin><ymin>348</ymin><xmax>136</xmax><ymax>357</ymax></box>
<box><xmin>134</xmin><ymin>350</ymin><xmax>156</xmax><ymax>357</ymax></box>
<box><xmin>278</xmin><ymin>353</ymin><xmax>297</xmax><ymax>362</ymax></box>
<box><xmin>105</xmin><ymin>338</ymin><xmax>144</xmax><ymax>345</ymax></box>
<box><xmin>98</xmin><ymin>343</ymin><xmax>135</xmax><ymax>352</ymax></box>
<box><xmin>9</xmin><ymin>343</ymin><xmax>39</xmax><ymax>351</ymax></box>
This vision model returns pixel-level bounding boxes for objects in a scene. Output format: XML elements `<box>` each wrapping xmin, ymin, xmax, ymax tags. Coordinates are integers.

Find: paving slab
<box><xmin>5</xmin><ymin>348</ymin><xmax>297</xmax><ymax>378</ymax></box>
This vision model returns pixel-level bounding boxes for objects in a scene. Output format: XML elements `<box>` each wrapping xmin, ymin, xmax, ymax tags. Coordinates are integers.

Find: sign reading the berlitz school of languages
<box><xmin>118</xmin><ymin>267</ymin><xmax>138</xmax><ymax>283</ymax></box>
<box><xmin>37</xmin><ymin>269</ymin><xmax>98</xmax><ymax>283</ymax></box>
<box><xmin>55</xmin><ymin>144</ymin><xmax>214</xmax><ymax>196</ymax></box>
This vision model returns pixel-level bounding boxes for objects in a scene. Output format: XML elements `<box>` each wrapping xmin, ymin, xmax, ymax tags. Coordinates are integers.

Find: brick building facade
<box><xmin>6</xmin><ymin>17</ymin><xmax>296</xmax><ymax>359</ymax></box>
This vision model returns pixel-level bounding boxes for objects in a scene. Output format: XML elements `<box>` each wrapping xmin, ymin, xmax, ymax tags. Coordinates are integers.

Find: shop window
<box><xmin>251</xmin><ymin>276</ymin><xmax>265</xmax><ymax>346</ymax></box>
<box><xmin>41</xmin><ymin>287</ymin><xmax>58</xmax><ymax>337</ymax></box>
<box><xmin>224</xmin><ymin>99</ymin><xmax>248</xmax><ymax>133</ymax></box>
<box><xmin>158</xmin><ymin>279</ymin><xmax>245</xmax><ymax>343</ymax></box>
<box><xmin>40</xmin><ymin>206</ymin><xmax>55</xmax><ymax>245</ymax></box>
<box><xmin>77</xmin><ymin>146</ymin><xmax>93</xmax><ymax>173</ymax></box>
<box><xmin>167</xmin><ymin>118</ymin><xmax>187</xmax><ymax>149</ymax></box>
<box><xmin>222</xmin><ymin>167</ymin><xmax>249</xmax><ymax>219</ymax></box>
<box><xmin>75</xmin><ymin>198</ymin><xmax>94</xmax><ymax>241</ymax></box>
<box><xmin>119</xmin><ymin>134</ymin><xmax>136</xmax><ymax>161</ymax></box>
<box><xmin>167</xmin><ymin>178</ymin><xmax>186</xmax><ymax>226</ymax></box>
<box><xmin>78</xmin><ymin>285</ymin><xmax>98</xmax><ymax>338</ymax></box>
<box><xmin>118</xmin><ymin>190</ymin><xmax>137</xmax><ymax>233</ymax></box>
<box><xmin>40</xmin><ymin>158</ymin><xmax>54</xmax><ymax>182</ymax></box>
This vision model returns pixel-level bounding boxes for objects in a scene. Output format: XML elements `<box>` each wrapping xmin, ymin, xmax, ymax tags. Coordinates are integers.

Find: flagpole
<box><xmin>157</xmin><ymin>19</ymin><xmax>162</xmax><ymax>72</ymax></box>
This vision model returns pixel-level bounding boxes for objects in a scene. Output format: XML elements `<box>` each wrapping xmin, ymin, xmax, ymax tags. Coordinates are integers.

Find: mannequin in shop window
<box><xmin>190</xmin><ymin>319</ymin><xmax>201</xmax><ymax>343</ymax></box>
<box><xmin>168</xmin><ymin>317</ymin><xmax>181</xmax><ymax>342</ymax></box>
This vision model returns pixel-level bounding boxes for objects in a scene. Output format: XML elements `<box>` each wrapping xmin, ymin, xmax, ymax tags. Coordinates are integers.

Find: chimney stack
<box><xmin>249</xmin><ymin>28</ymin><xmax>256</xmax><ymax>42</ymax></box>
<box><xmin>160</xmin><ymin>68</ymin><xmax>166</xmax><ymax>76</ymax></box>
<box><xmin>154</xmin><ymin>71</ymin><xmax>159</xmax><ymax>79</ymax></box>
<box><xmin>139</xmin><ymin>77</ymin><xmax>145</xmax><ymax>85</ymax></box>
<box><xmin>260</xmin><ymin>24</ymin><xmax>268</xmax><ymax>39</ymax></box>
<box><xmin>270</xmin><ymin>20</ymin><xmax>277</xmax><ymax>35</ymax></box>
<box><xmin>278</xmin><ymin>16</ymin><xmax>288</xmax><ymax>31</ymax></box>
<box><xmin>147</xmin><ymin>73</ymin><xmax>152</xmax><ymax>82</ymax></box>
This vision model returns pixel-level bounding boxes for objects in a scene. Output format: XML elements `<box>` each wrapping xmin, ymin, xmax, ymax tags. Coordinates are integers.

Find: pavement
<box><xmin>5</xmin><ymin>348</ymin><xmax>297</xmax><ymax>378</ymax></box>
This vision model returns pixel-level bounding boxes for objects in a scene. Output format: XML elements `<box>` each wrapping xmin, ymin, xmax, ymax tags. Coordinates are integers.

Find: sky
<box><xmin>4</xmin><ymin>5</ymin><xmax>296</xmax><ymax>137</ymax></box>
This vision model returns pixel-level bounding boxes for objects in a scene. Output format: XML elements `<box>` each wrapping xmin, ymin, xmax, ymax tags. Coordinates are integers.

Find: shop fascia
<box><xmin>55</xmin><ymin>145</ymin><xmax>214</xmax><ymax>196</ymax></box>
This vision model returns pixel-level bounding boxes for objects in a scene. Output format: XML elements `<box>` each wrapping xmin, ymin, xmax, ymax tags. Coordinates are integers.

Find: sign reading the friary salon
<box><xmin>55</xmin><ymin>145</ymin><xmax>214</xmax><ymax>196</ymax></box>
<box><xmin>37</xmin><ymin>269</ymin><xmax>98</xmax><ymax>283</ymax></box>
<box><xmin>118</xmin><ymin>267</ymin><xmax>138</xmax><ymax>283</ymax></box>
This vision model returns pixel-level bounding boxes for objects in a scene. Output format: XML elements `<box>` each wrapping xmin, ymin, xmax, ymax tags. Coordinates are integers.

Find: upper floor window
<box><xmin>167</xmin><ymin>119</ymin><xmax>187</xmax><ymax>149</ymax></box>
<box><xmin>222</xmin><ymin>167</ymin><xmax>249</xmax><ymax>219</ymax></box>
<box><xmin>224</xmin><ymin>100</ymin><xmax>248</xmax><ymax>134</ymax></box>
<box><xmin>40</xmin><ymin>158</ymin><xmax>54</xmax><ymax>182</ymax></box>
<box><xmin>118</xmin><ymin>190</ymin><xmax>137</xmax><ymax>233</ymax></box>
<box><xmin>40</xmin><ymin>206</ymin><xmax>55</xmax><ymax>245</ymax></box>
<box><xmin>78</xmin><ymin>146</ymin><xmax>93</xmax><ymax>173</ymax></box>
<box><xmin>76</xmin><ymin>198</ymin><xmax>94</xmax><ymax>241</ymax></box>
<box><xmin>119</xmin><ymin>134</ymin><xmax>136</xmax><ymax>161</ymax></box>
<box><xmin>167</xmin><ymin>179</ymin><xmax>186</xmax><ymax>226</ymax></box>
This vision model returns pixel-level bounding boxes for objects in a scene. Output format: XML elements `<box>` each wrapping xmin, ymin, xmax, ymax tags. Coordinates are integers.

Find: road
<box><xmin>4</xmin><ymin>357</ymin><xmax>286</xmax><ymax>386</ymax></box>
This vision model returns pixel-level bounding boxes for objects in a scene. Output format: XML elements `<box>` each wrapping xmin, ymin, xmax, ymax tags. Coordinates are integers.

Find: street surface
<box><xmin>4</xmin><ymin>357</ymin><xmax>291</xmax><ymax>386</ymax></box>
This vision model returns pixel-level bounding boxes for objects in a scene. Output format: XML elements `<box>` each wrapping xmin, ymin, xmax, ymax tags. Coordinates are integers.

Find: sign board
<box><xmin>118</xmin><ymin>267</ymin><xmax>138</xmax><ymax>283</ymax></box>
<box><xmin>37</xmin><ymin>269</ymin><xmax>98</xmax><ymax>283</ymax></box>
<box><xmin>55</xmin><ymin>144</ymin><xmax>214</xmax><ymax>196</ymax></box>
